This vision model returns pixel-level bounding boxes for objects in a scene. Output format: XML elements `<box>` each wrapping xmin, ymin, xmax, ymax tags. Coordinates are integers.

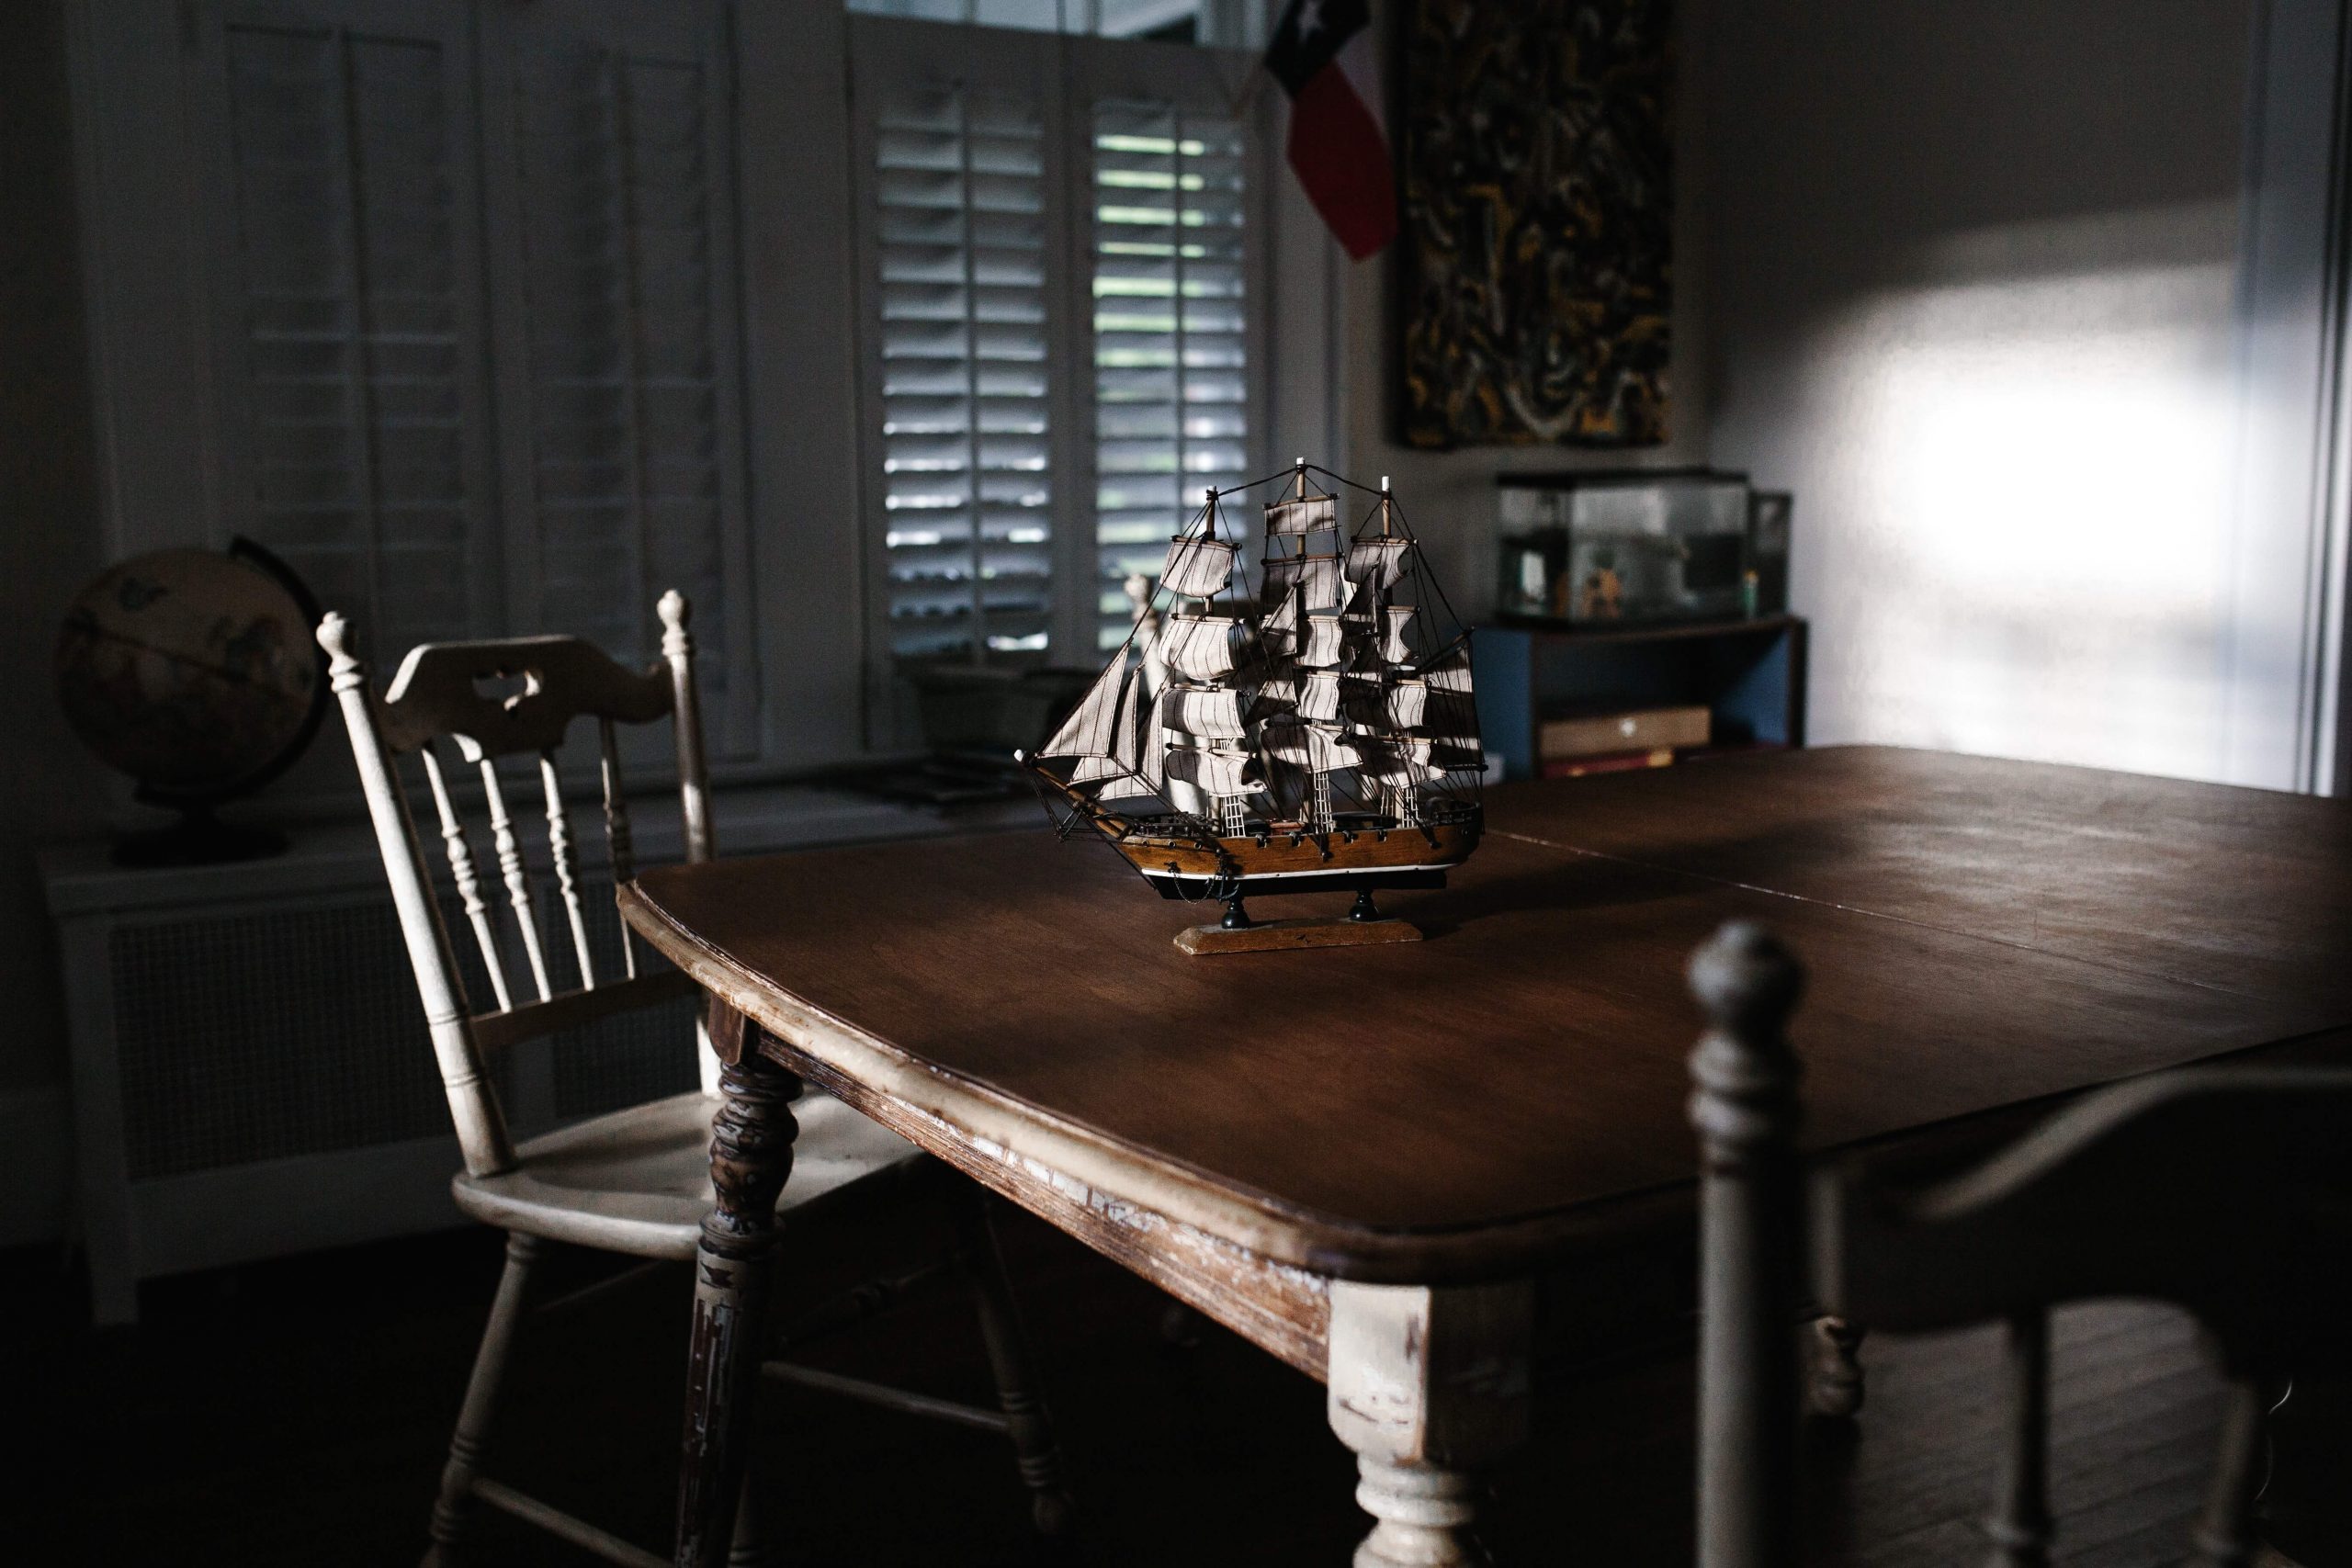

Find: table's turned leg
<box><xmin>677</xmin><ymin>1010</ymin><xmax>799</xmax><ymax>1568</ymax></box>
<box><xmin>1327</xmin><ymin>1279</ymin><xmax>1534</xmax><ymax>1567</ymax></box>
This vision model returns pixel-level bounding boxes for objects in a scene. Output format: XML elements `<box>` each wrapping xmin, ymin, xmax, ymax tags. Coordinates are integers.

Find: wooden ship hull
<box><xmin>1026</xmin><ymin>765</ymin><xmax>1480</xmax><ymax>900</ymax></box>
<box><xmin>1023</xmin><ymin>464</ymin><xmax>1485</xmax><ymax>946</ymax></box>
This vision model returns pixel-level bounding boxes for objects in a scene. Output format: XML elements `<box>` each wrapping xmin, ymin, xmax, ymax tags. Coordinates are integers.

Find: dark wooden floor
<box><xmin>0</xmin><ymin>1180</ymin><xmax>2329</xmax><ymax>1566</ymax></box>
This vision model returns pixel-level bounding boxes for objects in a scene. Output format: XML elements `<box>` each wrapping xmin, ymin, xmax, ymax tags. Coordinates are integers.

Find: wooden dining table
<box><xmin>616</xmin><ymin>744</ymin><xmax>2352</xmax><ymax>1566</ymax></box>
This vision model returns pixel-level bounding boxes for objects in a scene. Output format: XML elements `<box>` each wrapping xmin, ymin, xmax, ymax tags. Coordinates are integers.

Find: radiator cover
<box><xmin>43</xmin><ymin>788</ymin><xmax>1022</xmax><ymax>1324</ymax></box>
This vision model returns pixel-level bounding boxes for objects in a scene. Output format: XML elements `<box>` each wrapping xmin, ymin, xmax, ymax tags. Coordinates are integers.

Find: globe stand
<box><xmin>112</xmin><ymin>799</ymin><xmax>288</xmax><ymax>869</ymax></box>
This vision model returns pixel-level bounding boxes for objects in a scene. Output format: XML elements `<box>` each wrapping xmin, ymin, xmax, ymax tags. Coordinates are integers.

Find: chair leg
<box><xmin>424</xmin><ymin>1232</ymin><xmax>541</xmax><ymax>1567</ymax></box>
<box><xmin>956</xmin><ymin>1190</ymin><xmax>1075</xmax><ymax>1536</ymax></box>
<box><xmin>725</xmin><ymin>1466</ymin><xmax>766</xmax><ymax>1568</ymax></box>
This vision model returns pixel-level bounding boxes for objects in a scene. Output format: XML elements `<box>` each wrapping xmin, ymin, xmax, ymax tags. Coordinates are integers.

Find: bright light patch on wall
<box><xmin>1795</xmin><ymin>208</ymin><xmax>2242</xmax><ymax>783</ymax></box>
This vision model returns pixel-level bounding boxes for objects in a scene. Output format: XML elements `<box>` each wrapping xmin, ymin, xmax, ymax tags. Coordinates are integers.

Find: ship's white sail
<box><xmin>1345</xmin><ymin>537</ymin><xmax>1409</xmax><ymax>591</ymax></box>
<box><xmin>1421</xmin><ymin>640</ymin><xmax>1473</xmax><ymax>692</ymax></box>
<box><xmin>1298</xmin><ymin>614</ymin><xmax>1347</xmax><ymax>668</ymax></box>
<box><xmin>1096</xmin><ymin>684</ymin><xmax>1166</xmax><ymax>801</ymax></box>
<box><xmin>1297</xmin><ymin>670</ymin><xmax>1345</xmax><ymax>723</ymax></box>
<box><xmin>1380</xmin><ymin>604</ymin><xmax>1418</xmax><ymax>663</ymax></box>
<box><xmin>1037</xmin><ymin>659</ymin><xmax>1127</xmax><ymax>760</ymax></box>
<box><xmin>1166</xmin><ymin>744</ymin><xmax>1262</xmax><ymax>796</ymax></box>
<box><xmin>1305</xmin><ymin>723</ymin><xmax>1362</xmax><ymax>773</ymax></box>
<box><xmin>1160</xmin><ymin>615</ymin><xmax>1240</xmax><ymax>682</ymax></box>
<box><xmin>1265</xmin><ymin>494</ymin><xmax>1338</xmax><ymax>536</ymax></box>
<box><xmin>1259</xmin><ymin>565</ymin><xmax>1302</xmax><ymax>640</ymax></box>
<box><xmin>1342</xmin><ymin>676</ymin><xmax>1423</xmax><ymax>733</ymax></box>
<box><xmin>1033</xmin><ymin>472</ymin><xmax>1478</xmax><ymax>836</ymax></box>
<box><xmin>1101</xmin><ymin>691</ymin><xmax>1176</xmax><ymax>804</ymax></box>
<box><xmin>1260</xmin><ymin>555</ymin><xmax>1342</xmax><ymax>637</ymax></box>
<box><xmin>1164</xmin><ymin>684</ymin><xmax>1248</xmax><ymax>740</ymax></box>
<box><xmin>1299</xmin><ymin>555</ymin><xmax>1347</xmax><ymax>611</ymax></box>
<box><xmin>1386</xmin><ymin>677</ymin><xmax>1428</xmax><ymax>730</ymax></box>
<box><xmin>1261</xmin><ymin>719</ymin><xmax>1362</xmax><ymax>773</ymax></box>
<box><xmin>1065</xmin><ymin>677</ymin><xmax>1152</xmax><ymax>798</ymax></box>
<box><xmin>1093</xmin><ymin>773</ymin><xmax>1158</xmax><ymax>802</ymax></box>
<box><xmin>1417</xmin><ymin>641</ymin><xmax>1483</xmax><ymax>771</ymax></box>
<box><xmin>1160</xmin><ymin>536</ymin><xmax>1237</xmax><ymax>600</ymax></box>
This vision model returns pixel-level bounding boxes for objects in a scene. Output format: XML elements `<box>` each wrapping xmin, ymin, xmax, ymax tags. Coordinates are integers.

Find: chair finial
<box><xmin>1690</xmin><ymin>920</ymin><xmax>1804</xmax><ymax>1037</ymax></box>
<box><xmin>658</xmin><ymin>591</ymin><xmax>693</xmax><ymax>661</ymax></box>
<box><xmin>317</xmin><ymin>612</ymin><xmax>366</xmax><ymax>692</ymax></box>
<box><xmin>1689</xmin><ymin>921</ymin><xmax>1805</xmax><ymax>1160</ymax></box>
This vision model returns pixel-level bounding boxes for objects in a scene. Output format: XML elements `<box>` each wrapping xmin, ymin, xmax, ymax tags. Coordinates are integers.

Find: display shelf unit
<box><xmin>1472</xmin><ymin>615</ymin><xmax>1809</xmax><ymax>781</ymax></box>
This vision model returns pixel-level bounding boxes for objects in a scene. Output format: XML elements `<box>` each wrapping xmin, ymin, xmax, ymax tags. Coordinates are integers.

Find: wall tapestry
<box><xmin>1400</xmin><ymin>0</ymin><xmax>1673</xmax><ymax>448</ymax></box>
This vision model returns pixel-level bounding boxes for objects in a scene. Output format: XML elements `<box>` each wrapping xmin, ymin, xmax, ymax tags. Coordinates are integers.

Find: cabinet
<box><xmin>1472</xmin><ymin>615</ymin><xmax>1809</xmax><ymax>781</ymax></box>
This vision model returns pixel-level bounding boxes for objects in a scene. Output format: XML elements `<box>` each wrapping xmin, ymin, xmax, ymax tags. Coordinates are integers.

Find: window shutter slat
<box><xmin>220</xmin><ymin>18</ymin><xmax>481</xmax><ymax>656</ymax></box>
<box><xmin>871</xmin><ymin>81</ymin><xmax>1056</xmax><ymax>662</ymax></box>
<box><xmin>1090</xmin><ymin>100</ymin><xmax>1252</xmax><ymax>648</ymax></box>
<box><xmin>508</xmin><ymin>26</ymin><xmax>743</xmax><ymax>706</ymax></box>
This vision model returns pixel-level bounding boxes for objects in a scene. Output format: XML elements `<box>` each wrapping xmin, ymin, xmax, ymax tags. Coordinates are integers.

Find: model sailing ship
<box><xmin>1018</xmin><ymin>461</ymin><xmax>1483</xmax><ymax>949</ymax></box>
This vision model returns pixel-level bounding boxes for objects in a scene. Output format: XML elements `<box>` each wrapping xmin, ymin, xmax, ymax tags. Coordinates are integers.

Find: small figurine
<box><xmin>1579</xmin><ymin>566</ymin><xmax>1624</xmax><ymax>619</ymax></box>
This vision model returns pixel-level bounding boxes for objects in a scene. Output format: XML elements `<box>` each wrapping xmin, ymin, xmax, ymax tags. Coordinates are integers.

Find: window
<box><xmin>193</xmin><ymin>0</ymin><xmax>757</xmax><ymax>750</ymax></box>
<box><xmin>77</xmin><ymin>1</ymin><xmax>1325</xmax><ymax>778</ymax></box>
<box><xmin>870</xmin><ymin>83</ymin><xmax>1058</xmax><ymax>660</ymax></box>
<box><xmin>846</xmin><ymin>0</ymin><xmax>1273</xmax><ymax>49</ymax></box>
<box><xmin>497</xmin><ymin>13</ymin><xmax>752</xmax><ymax>728</ymax></box>
<box><xmin>853</xmin><ymin>17</ymin><xmax>1271</xmax><ymax>703</ymax></box>
<box><xmin>213</xmin><ymin>15</ymin><xmax>495</xmax><ymax>656</ymax></box>
<box><xmin>1089</xmin><ymin>102</ymin><xmax>1252</xmax><ymax>649</ymax></box>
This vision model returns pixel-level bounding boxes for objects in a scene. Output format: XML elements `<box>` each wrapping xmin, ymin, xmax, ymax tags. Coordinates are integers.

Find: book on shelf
<box><xmin>1539</xmin><ymin>704</ymin><xmax>1712</xmax><ymax>761</ymax></box>
<box><xmin>1541</xmin><ymin>747</ymin><xmax>1678</xmax><ymax>779</ymax></box>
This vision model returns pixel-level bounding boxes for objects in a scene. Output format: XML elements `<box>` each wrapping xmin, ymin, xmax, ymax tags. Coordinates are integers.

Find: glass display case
<box><xmin>1497</xmin><ymin>469</ymin><xmax>1790</xmax><ymax>626</ymax></box>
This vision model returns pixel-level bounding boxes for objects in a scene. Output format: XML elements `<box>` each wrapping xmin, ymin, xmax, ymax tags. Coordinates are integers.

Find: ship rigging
<box><xmin>1017</xmin><ymin>461</ymin><xmax>1485</xmax><ymax>918</ymax></box>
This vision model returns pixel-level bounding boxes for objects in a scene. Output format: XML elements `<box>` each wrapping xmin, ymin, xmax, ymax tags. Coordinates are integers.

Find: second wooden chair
<box><xmin>1687</xmin><ymin>919</ymin><xmax>2352</xmax><ymax>1568</ymax></box>
<box><xmin>320</xmin><ymin>592</ymin><xmax>1070</xmax><ymax>1567</ymax></box>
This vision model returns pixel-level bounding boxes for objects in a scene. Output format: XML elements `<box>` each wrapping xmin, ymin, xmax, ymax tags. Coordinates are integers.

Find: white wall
<box><xmin>1699</xmin><ymin>0</ymin><xmax>2266</xmax><ymax>782</ymax></box>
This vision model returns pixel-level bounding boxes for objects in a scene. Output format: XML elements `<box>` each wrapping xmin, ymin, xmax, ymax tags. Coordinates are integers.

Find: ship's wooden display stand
<box><xmin>1175</xmin><ymin>912</ymin><xmax>1422</xmax><ymax>955</ymax></box>
<box><xmin>1174</xmin><ymin>889</ymin><xmax>1423</xmax><ymax>955</ymax></box>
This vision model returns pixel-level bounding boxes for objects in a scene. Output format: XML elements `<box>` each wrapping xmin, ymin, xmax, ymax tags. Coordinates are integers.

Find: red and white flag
<box><xmin>1265</xmin><ymin>0</ymin><xmax>1396</xmax><ymax>261</ymax></box>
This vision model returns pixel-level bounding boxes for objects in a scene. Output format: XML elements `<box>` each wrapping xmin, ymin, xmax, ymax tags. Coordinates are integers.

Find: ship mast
<box><xmin>1023</xmin><ymin>461</ymin><xmax>1480</xmax><ymax>844</ymax></box>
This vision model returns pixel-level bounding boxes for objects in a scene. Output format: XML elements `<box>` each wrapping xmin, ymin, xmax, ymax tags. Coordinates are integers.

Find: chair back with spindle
<box><xmin>1687</xmin><ymin>921</ymin><xmax>2352</xmax><ymax>1568</ymax></box>
<box><xmin>317</xmin><ymin>591</ymin><xmax>715</xmax><ymax>1179</ymax></box>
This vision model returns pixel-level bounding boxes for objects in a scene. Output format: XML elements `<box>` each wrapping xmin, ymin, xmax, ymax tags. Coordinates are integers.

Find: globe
<box><xmin>55</xmin><ymin>543</ymin><xmax>327</xmax><ymax>862</ymax></box>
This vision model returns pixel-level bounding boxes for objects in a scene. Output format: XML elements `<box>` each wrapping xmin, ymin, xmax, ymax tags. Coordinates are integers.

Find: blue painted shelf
<box><xmin>1471</xmin><ymin>615</ymin><xmax>1809</xmax><ymax>781</ymax></box>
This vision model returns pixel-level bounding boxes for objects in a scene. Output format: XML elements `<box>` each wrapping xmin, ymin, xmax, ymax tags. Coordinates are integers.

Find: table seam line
<box><xmin>1487</xmin><ymin>829</ymin><xmax>2265</xmax><ymax>1002</ymax></box>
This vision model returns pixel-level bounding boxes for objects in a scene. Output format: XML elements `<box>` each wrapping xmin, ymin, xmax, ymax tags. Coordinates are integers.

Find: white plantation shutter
<box><xmin>488</xmin><ymin>2</ymin><xmax>757</xmax><ymax>740</ymax></box>
<box><xmin>208</xmin><ymin>5</ymin><xmax>499</xmax><ymax>658</ymax></box>
<box><xmin>853</xmin><ymin>19</ymin><xmax>1268</xmax><ymax>702</ymax></box>
<box><xmin>869</xmin><ymin>82</ymin><xmax>1059</xmax><ymax>661</ymax></box>
<box><xmin>193</xmin><ymin>0</ymin><xmax>756</xmax><ymax>757</ymax></box>
<box><xmin>1089</xmin><ymin>100</ymin><xmax>1252</xmax><ymax>649</ymax></box>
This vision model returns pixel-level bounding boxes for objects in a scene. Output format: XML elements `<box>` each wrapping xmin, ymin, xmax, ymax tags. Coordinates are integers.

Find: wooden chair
<box><xmin>318</xmin><ymin>593</ymin><xmax>1070</xmax><ymax>1568</ymax></box>
<box><xmin>1686</xmin><ymin>920</ymin><xmax>2352</xmax><ymax>1568</ymax></box>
